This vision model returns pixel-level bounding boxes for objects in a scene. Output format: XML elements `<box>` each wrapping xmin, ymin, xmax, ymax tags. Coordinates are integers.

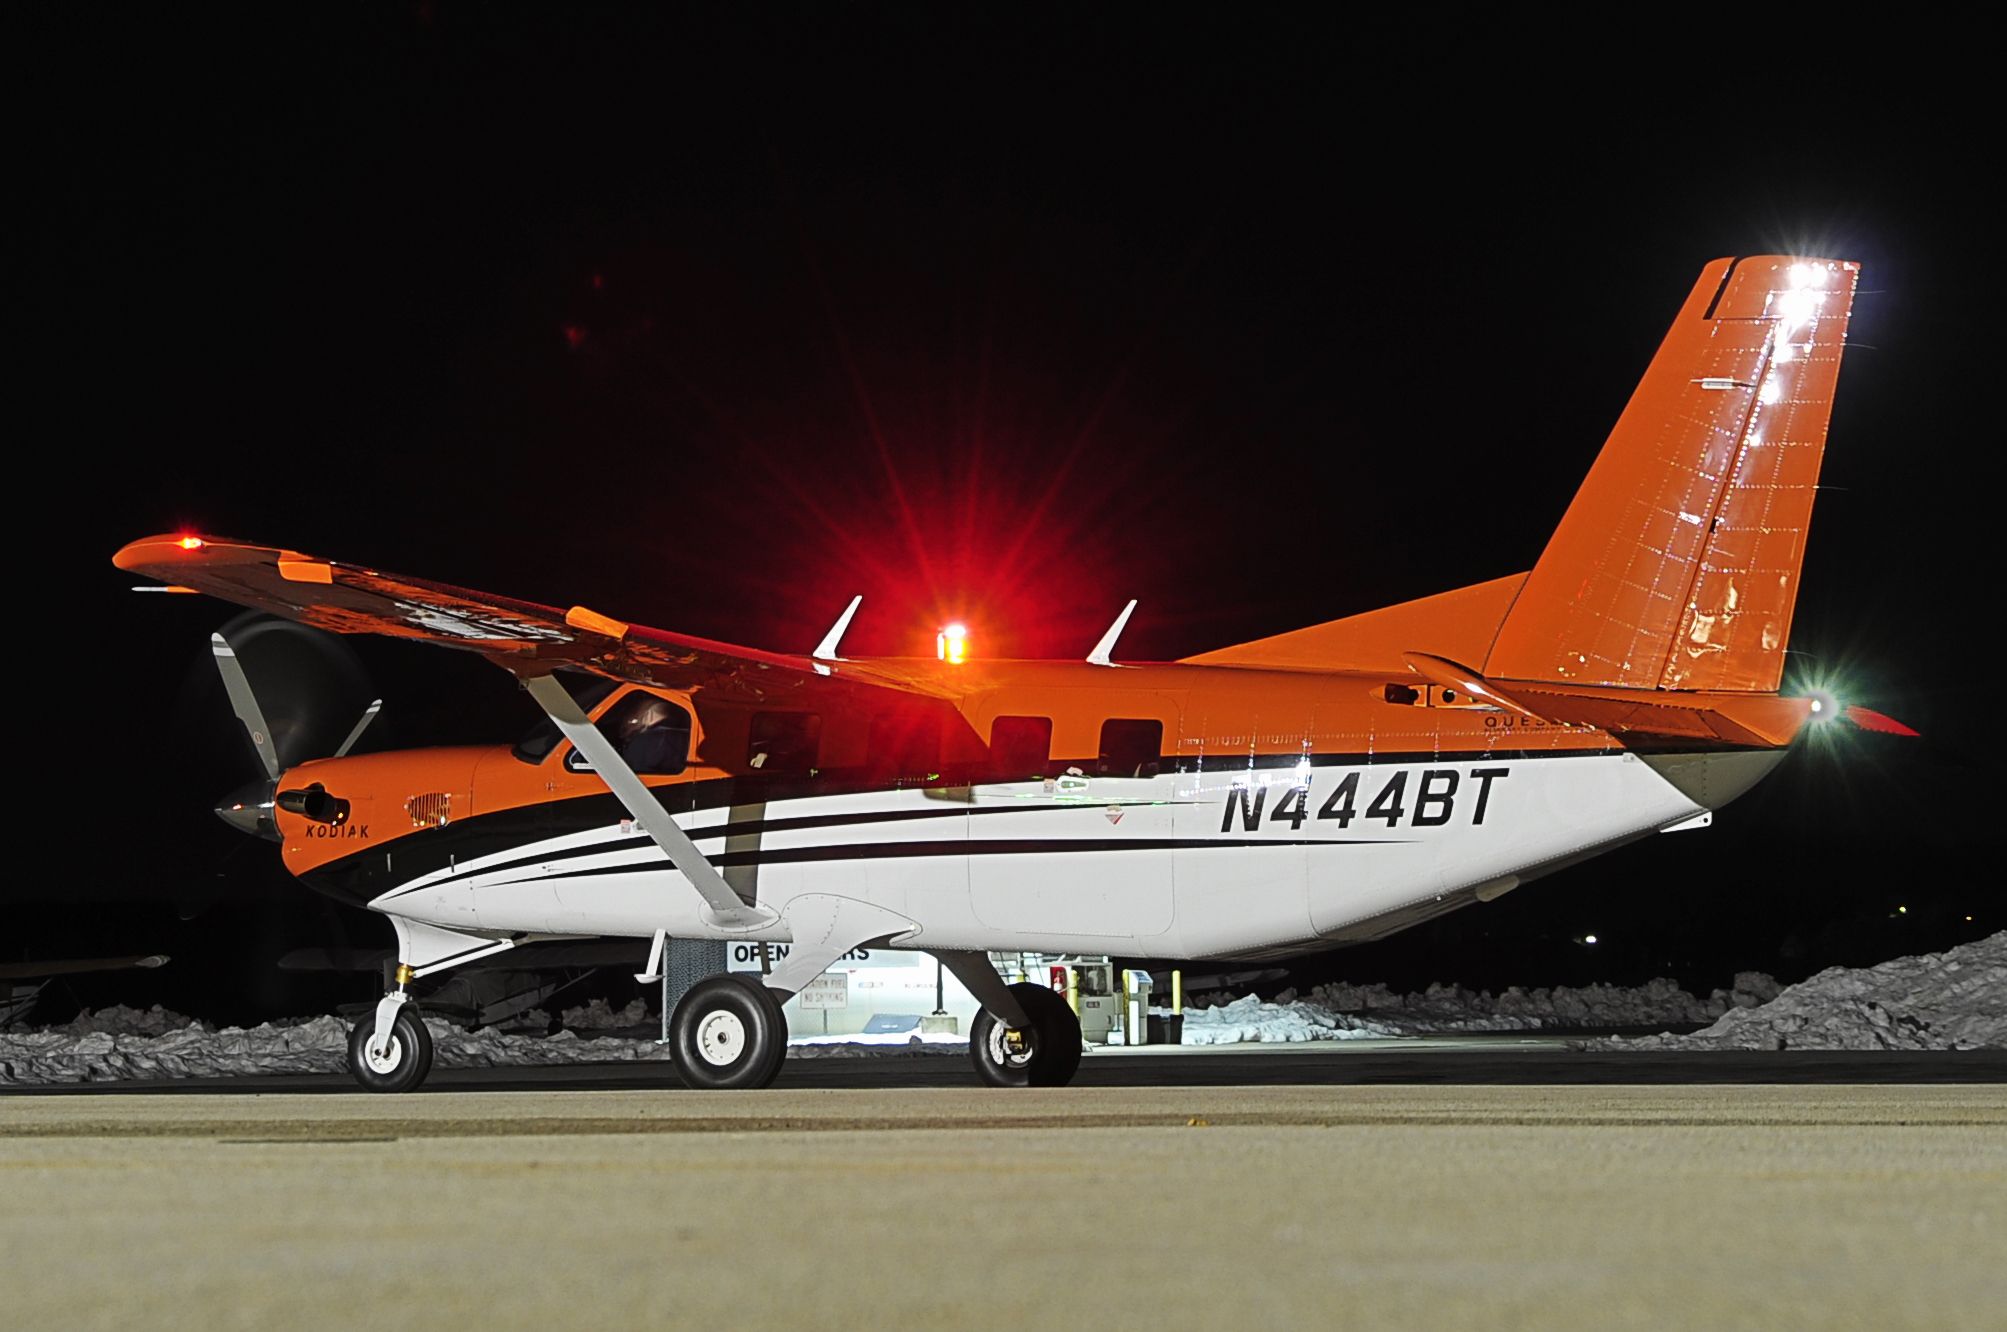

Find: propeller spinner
<box><xmin>210</xmin><ymin>628</ymin><xmax>379</xmax><ymax>840</ymax></box>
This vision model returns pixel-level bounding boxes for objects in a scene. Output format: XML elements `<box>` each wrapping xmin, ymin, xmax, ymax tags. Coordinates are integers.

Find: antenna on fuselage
<box><xmin>812</xmin><ymin>595</ymin><xmax>863</xmax><ymax>674</ymax></box>
<box><xmin>1087</xmin><ymin>599</ymin><xmax>1138</xmax><ymax>667</ymax></box>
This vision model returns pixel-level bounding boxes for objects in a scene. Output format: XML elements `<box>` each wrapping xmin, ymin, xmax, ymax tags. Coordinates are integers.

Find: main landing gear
<box><xmin>342</xmin><ymin>924</ymin><xmax>1086</xmax><ymax>1093</ymax></box>
<box><xmin>667</xmin><ymin>974</ymin><xmax>789</xmax><ymax>1090</ymax></box>
<box><xmin>968</xmin><ymin>982</ymin><xmax>1084</xmax><ymax>1087</ymax></box>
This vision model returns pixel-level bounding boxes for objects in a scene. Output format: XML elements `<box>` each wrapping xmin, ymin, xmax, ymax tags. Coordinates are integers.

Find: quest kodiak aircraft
<box><xmin>119</xmin><ymin>255</ymin><xmax>1910</xmax><ymax>1093</ymax></box>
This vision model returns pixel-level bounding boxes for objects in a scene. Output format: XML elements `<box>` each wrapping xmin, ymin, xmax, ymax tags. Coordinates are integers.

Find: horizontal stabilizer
<box><xmin>1404</xmin><ymin>653</ymin><xmax>1817</xmax><ymax>747</ymax></box>
<box><xmin>1841</xmin><ymin>705</ymin><xmax>1918</xmax><ymax>737</ymax></box>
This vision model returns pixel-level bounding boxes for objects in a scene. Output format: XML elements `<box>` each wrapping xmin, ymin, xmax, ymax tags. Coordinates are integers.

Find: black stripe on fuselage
<box><xmin>296</xmin><ymin>747</ymin><xmax>1631</xmax><ymax>908</ymax></box>
<box><xmin>389</xmin><ymin>799</ymin><xmax>1099</xmax><ymax>898</ymax></box>
<box><xmin>475</xmin><ymin>835</ymin><xmax>1396</xmax><ymax>890</ymax></box>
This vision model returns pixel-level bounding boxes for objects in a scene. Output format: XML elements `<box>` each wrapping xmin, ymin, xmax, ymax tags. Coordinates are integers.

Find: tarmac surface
<box><xmin>5</xmin><ymin>1044</ymin><xmax>2005</xmax><ymax>1329</ymax></box>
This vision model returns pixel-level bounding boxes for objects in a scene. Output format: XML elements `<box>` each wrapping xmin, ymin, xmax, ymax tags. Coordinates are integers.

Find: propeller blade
<box><xmin>211</xmin><ymin>631</ymin><xmax>280</xmax><ymax>780</ymax></box>
<box><xmin>334</xmin><ymin>699</ymin><xmax>382</xmax><ymax>757</ymax></box>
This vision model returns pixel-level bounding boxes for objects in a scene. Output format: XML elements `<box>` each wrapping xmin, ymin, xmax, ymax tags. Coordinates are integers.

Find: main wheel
<box><xmin>348</xmin><ymin>1006</ymin><xmax>434</xmax><ymax>1093</ymax></box>
<box><xmin>969</xmin><ymin>982</ymin><xmax>1083</xmax><ymax>1088</ymax></box>
<box><xmin>669</xmin><ymin>974</ymin><xmax>788</xmax><ymax>1090</ymax></box>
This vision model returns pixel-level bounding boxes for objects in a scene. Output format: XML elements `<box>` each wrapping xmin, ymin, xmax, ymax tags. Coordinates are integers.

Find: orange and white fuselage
<box><xmin>117</xmin><ymin>255</ymin><xmax>1893</xmax><ymax>1080</ymax></box>
<box><xmin>272</xmin><ymin>665</ymin><xmax>1777</xmax><ymax>963</ymax></box>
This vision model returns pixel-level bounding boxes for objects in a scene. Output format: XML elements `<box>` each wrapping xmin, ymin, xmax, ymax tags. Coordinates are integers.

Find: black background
<box><xmin>20</xmin><ymin>8</ymin><xmax>1999</xmax><ymax>1022</ymax></box>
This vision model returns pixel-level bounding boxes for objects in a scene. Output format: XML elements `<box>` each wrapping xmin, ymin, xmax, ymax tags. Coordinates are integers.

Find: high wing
<box><xmin>115</xmin><ymin>534</ymin><xmax>950</xmax><ymax>704</ymax></box>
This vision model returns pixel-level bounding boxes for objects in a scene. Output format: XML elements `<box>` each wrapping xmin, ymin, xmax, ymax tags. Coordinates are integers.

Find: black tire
<box><xmin>669</xmin><ymin>974</ymin><xmax>788</xmax><ymax>1090</ymax></box>
<box><xmin>347</xmin><ymin>1006</ymin><xmax>434</xmax><ymax>1093</ymax></box>
<box><xmin>969</xmin><ymin>982</ymin><xmax>1084</xmax><ymax>1088</ymax></box>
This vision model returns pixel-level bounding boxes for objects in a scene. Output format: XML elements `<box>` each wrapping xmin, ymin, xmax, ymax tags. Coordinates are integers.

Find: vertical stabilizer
<box><xmin>1485</xmin><ymin>256</ymin><xmax>1859</xmax><ymax>692</ymax></box>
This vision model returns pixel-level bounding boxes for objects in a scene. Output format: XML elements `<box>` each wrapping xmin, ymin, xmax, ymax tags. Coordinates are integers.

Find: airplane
<box><xmin>116</xmin><ymin>253</ymin><xmax>1912</xmax><ymax>1093</ymax></box>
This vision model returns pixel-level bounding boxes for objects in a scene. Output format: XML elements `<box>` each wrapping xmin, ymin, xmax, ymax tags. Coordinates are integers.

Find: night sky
<box><xmin>24</xmin><ymin>10</ymin><xmax>1999</xmax><ymax>1021</ymax></box>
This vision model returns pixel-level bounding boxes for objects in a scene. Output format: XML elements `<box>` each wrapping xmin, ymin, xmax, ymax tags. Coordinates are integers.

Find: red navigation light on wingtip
<box><xmin>177</xmin><ymin>536</ymin><xmax>205</xmax><ymax>550</ymax></box>
<box><xmin>936</xmin><ymin>622</ymin><xmax>969</xmax><ymax>665</ymax></box>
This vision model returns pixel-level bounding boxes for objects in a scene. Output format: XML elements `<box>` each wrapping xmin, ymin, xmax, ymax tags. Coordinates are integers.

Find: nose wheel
<box><xmin>969</xmin><ymin>982</ymin><xmax>1083</xmax><ymax>1087</ymax></box>
<box><xmin>347</xmin><ymin>1006</ymin><xmax>434</xmax><ymax>1093</ymax></box>
<box><xmin>668</xmin><ymin>974</ymin><xmax>789</xmax><ymax>1089</ymax></box>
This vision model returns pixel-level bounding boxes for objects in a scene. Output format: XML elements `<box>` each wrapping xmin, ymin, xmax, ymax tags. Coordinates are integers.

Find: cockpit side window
<box><xmin>562</xmin><ymin>691</ymin><xmax>693</xmax><ymax>776</ymax></box>
<box><xmin>511</xmin><ymin>674</ymin><xmax>622</xmax><ymax>763</ymax></box>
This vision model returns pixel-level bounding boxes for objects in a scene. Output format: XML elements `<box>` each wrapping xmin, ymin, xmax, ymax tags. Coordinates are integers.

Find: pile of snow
<box><xmin>1588</xmin><ymin>932</ymin><xmax>2007</xmax><ymax>1052</ymax></box>
<box><xmin>1175</xmin><ymin>973</ymin><xmax>1756</xmax><ymax>1045</ymax></box>
<box><xmin>559</xmin><ymin>997</ymin><xmax>651</xmax><ymax>1030</ymax></box>
<box><xmin>0</xmin><ymin>1011</ymin><xmax>967</xmax><ymax>1085</ymax></box>
<box><xmin>1300</xmin><ymin>975</ymin><xmax>1745</xmax><ymax>1031</ymax></box>
<box><xmin>2</xmin><ymin>1016</ymin><xmax>351</xmax><ymax>1084</ymax></box>
<box><xmin>40</xmin><ymin>1004</ymin><xmax>207</xmax><ymax>1038</ymax></box>
<box><xmin>1178</xmin><ymin>994</ymin><xmax>1401</xmax><ymax>1045</ymax></box>
<box><xmin>788</xmin><ymin>1031</ymin><xmax>969</xmax><ymax>1057</ymax></box>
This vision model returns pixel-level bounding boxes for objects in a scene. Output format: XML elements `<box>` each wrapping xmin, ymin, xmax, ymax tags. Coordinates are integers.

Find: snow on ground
<box><xmin>558</xmin><ymin>997</ymin><xmax>651</xmax><ymax>1030</ymax></box>
<box><xmin>6</xmin><ymin>935</ymin><xmax>1997</xmax><ymax>1081</ymax></box>
<box><xmin>1300</xmin><ymin>975</ymin><xmax>1767</xmax><ymax>1032</ymax></box>
<box><xmin>1175</xmin><ymin>973</ymin><xmax>1762</xmax><ymax>1045</ymax></box>
<box><xmin>1584</xmin><ymin>932</ymin><xmax>2007</xmax><ymax>1052</ymax></box>
<box><xmin>0</xmin><ymin>1008</ymin><xmax>965</xmax><ymax>1085</ymax></box>
<box><xmin>1177</xmin><ymin>994</ymin><xmax>1402</xmax><ymax>1045</ymax></box>
<box><xmin>787</xmin><ymin>1030</ymin><xmax>969</xmax><ymax>1056</ymax></box>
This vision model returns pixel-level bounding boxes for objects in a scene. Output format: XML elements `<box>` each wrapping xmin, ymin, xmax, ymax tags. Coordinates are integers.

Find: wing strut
<box><xmin>519</xmin><ymin>675</ymin><xmax>778</xmax><ymax>932</ymax></box>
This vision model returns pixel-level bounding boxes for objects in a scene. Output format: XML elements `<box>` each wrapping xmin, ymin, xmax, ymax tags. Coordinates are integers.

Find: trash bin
<box><xmin>1146</xmin><ymin>1013</ymin><xmax>1184</xmax><ymax>1044</ymax></box>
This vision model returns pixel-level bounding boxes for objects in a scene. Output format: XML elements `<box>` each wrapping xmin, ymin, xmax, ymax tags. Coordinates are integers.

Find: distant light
<box><xmin>1806</xmin><ymin>691</ymin><xmax>1840</xmax><ymax>722</ymax></box>
<box><xmin>177</xmin><ymin>536</ymin><xmax>205</xmax><ymax>550</ymax></box>
<box><xmin>937</xmin><ymin>622</ymin><xmax>969</xmax><ymax>665</ymax></box>
<box><xmin>1898</xmin><ymin>905</ymin><xmax>1907</xmax><ymax>914</ymax></box>
<box><xmin>1584</xmin><ymin>934</ymin><xmax>1599</xmax><ymax>945</ymax></box>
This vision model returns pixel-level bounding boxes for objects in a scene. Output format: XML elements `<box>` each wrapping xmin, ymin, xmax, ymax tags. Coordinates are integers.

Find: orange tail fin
<box><xmin>1485</xmin><ymin>256</ymin><xmax>1860</xmax><ymax>693</ymax></box>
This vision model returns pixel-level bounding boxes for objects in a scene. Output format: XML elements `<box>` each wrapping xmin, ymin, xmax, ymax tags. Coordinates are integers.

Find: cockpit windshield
<box><xmin>510</xmin><ymin>674</ymin><xmax>621</xmax><ymax>763</ymax></box>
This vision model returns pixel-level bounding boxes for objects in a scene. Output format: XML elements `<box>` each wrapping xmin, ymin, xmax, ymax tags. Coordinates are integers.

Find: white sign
<box><xmin>799</xmin><ymin>974</ymin><xmax>848</xmax><ymax>1011</ymax></box>
<box><xmin>726</xmin><ymin>943</ymin><xmax>906</xmax><ymax>972</ymax></box>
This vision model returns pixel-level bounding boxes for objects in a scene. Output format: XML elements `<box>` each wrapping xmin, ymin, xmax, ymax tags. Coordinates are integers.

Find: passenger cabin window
<box><xmin>869</xmin><ymin>712</ymin><xmax>941</xmax><ymax>781</ymax></box>
<box><xmin>512</xmin><ymin>674</ymin><xmax>621</xmax><ymax>763</ymax></box>
<box><xmin>988</xmin><ymin>715</ymin><xmax>1052</xmax><ymax>778</ymax></box>
<box><xmin>749</xmin><ymin>712</ymin><xmax>821</xmax><ymax>775</ymax></box>
<box><xmin>1096</xmin><ymin>718</ymin><xmax>1163</xmax><ymax>779</ymax></box>
<box><xmin>563</xmin><ymin>692</ymin><xmax>692</xmax><ymax>776</ymax></box>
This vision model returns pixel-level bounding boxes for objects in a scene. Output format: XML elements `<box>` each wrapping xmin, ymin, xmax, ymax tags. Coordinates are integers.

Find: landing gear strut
<box><xmin>969</xmin><ymin>982</ymin><xmax>1084</xmax><ymax>1088</ymax></box>
<box><xmin>668</xmin><ymin>974</ymin><xmax>789</xmax><ymax>1090</ymax></box>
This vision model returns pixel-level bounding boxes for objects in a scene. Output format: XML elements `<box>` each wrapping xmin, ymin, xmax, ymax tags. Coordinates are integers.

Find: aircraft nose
<box><xmin>214</xmin><ymin>779</ymin><xmax>280</xmax><ymax>841</ymax></box>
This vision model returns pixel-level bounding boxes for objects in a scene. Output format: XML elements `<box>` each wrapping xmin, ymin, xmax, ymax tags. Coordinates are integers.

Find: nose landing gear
<box><xmin>347</xmin><ymin>1006</ymin><xmax>434</xmax><ymax>1093</ymax></box>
